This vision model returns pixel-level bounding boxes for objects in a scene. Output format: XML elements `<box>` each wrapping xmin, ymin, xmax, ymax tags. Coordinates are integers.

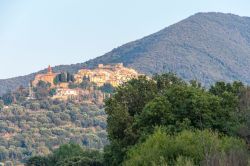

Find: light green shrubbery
<box><xmin>123</xmin><ymin>129</ymin><xmax>247</xmax><ymax>166</ymax></box>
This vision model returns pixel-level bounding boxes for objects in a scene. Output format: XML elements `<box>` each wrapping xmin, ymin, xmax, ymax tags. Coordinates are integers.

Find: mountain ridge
<box><xmin>1</xmin><ymin>12</ymin><xmax>250</xmax><ymax>95</ymax></box>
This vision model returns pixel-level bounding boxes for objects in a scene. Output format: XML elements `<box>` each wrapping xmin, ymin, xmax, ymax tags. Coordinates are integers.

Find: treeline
<box><xmin>26</xmin><ymin>143</ymin><xmax>103</xmax><ymax>166</ymax></box>
<box><xmin>26</xmin><ymin>73</ymin><xmax>250</xmax><ymax>166</ymax></box>
<box><xmin>54</xmin><ymin>72</ymin><xmax>75</xmax><ymax>84</ymax></box>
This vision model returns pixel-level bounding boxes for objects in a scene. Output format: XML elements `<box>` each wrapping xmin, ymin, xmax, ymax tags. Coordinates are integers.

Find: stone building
<box><xmin>30</xmin><ymin>63</ymin><xmax>140</xmax><ymax>101</ymax></box>
<box><xmin>52</xmin><ymin>88</ymin><xmax>78</xmax><ymax>100</ymax></box>
<box><xmin>74</xmin><ymin>63</ymin><xmax>139</xmax><ymax>87</ymax></box>
<box><xmin>32</xmin><ymin>65</ymin><xmax>58</xmax><ymax>87</ymax></box>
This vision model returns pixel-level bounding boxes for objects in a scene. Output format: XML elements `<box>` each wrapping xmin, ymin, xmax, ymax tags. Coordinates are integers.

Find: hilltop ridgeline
<box><xmin>30</xmin><ymin>63</ymin><xmax>139</xmax><ymax>101</ymax></box>
<box><xmin>0</xmin><ymin>63</ymin><xmax>139</xmax><ymax>105</ymax></box>
<box><xmin>1</xmin><ymin>12</ymin><xmax>250</xmax><ymax>95</ymax></box>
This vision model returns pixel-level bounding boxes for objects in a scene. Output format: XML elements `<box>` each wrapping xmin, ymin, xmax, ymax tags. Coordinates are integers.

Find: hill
<box><xmin>0</xmin><ymin>99</ymin><xmax>107</xmax><ymax>164</ymax></box>
<box><xmin>1</xmin><ymin>12</ymin><xmax>250</xmax><ymax>95</ymax></box>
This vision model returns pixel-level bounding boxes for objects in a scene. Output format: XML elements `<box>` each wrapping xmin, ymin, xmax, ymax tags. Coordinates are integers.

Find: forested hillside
<box><xmin>2</xmin><ymin>12</ymin><xmax>250</xmax><ymax>95</ymax></box>
<box><xmin>0</xmin><ymin>99</ymin><xmax>107</xmax><ymax>164</ymax></box>
<box><xmin>0</xmin><ymin>79</ymin><xmax>110</xmax><ymax>164</ymax></box>
<box><xmin>25</xmin><ymin>74</ymin><xmax>250</xmax><ymax>166</ymax></box>
<box><xmin>1</xmin><ymin>73</ymin><xmax>250</xmax><ymax>165</ymax></box>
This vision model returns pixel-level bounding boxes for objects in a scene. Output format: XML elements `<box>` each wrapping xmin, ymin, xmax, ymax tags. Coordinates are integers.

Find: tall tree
<box><xmin>104</xmin><ymin>74</ymin><xmax>241</xmax><ymax>165</ymax></box>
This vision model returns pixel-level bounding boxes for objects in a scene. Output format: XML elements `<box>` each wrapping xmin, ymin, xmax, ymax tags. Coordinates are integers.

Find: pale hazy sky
<box><xmin>0</xmin><ymin>0</ymin><xmax>250</xmax><ymax>79</ymax></box>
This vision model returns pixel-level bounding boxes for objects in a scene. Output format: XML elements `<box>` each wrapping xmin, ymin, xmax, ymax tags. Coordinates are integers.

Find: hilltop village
<box><xmin>0</xmin><ymin>63</ymin><xmax>141</xmax><ymax>164</ymax></box>
<box><xmin>29</xmin><ymin>63</ymin><xmax>140</xmax><ymax>102</ymax></box>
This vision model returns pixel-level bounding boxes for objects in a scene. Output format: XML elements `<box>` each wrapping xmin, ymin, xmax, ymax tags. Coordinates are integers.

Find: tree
<box><xmin>54</xmin><ymin>75</ymin><xmax>60</xmax><ymax>85</ymax></box>
<box><xmin>135</xmin><ymin>96</ymin><xmax>173</xmax><ymax>135</ymax></box>
<box><xmin>238</xmin><ymin>86</ymin><xmax>250</xmax><ymax>111</ymax></box>
<box><xmin>0</xmin><ymin>100</ymin><xmax>4</xmax><ymax>110</ymax></box>
<box><xmin>236</xmin><ymin>86</ymin><xmax>250</xmax><ymax>146</ymax></box>
<box><xmin>34</xmin><ymin>81</ymin><xmax>51</xmax><ymax>100</ymax></box>
<box><xmin>59</xmin><ymin>73</ymin><xmax>67</xmax><ymax>82</ymax></box>
<box><xmin>165</xmin><ymin>85</ymin><xmax>238</xmax><ymax>134</ymax></box>
<box><xmin>104</xmin><ymin>74</ymin><xmax>241</xmax><ymax>165</ymax></box>
<box><xmin>210</xmin><ymin>81</ymin><xmax>249</xmax><ymax>141</ymax></box>
<box><xmin>30</xmin><ymin>102</ymin><xmax>40</xmax><ymax>110</ymax></box>
<box><xmin>79</xmin><ymin>81</ymin><xmax>91</xmax><ymax>89</ymax></box>
<box><xmin>37</xmin><ymin>80</ymin><xmax>51</xmax><ymax>89</ymax></box>
<box><xmin>39</xmin><ymin>99</ymin><xmax>51</xmax><ymax>109</ymax></box>
<box><xmin>49</xmin><ymin>88</ymin><xmax>57</xmax><ymax>96</ymax></box>
<box><xmin>153</xmin><ymin>73</ymin><xmax>186</xmax><ymax>91</ymax></box>
<box><xmin>134</xmin><ymin>84</ymin><xmax>240</xmax><ymax>141</ymax></box>
<box><xmin>54</xmin><ymin>72</ymin><xmax>74</xmax><ymax>85</ymax></box>
<box><xmin>104</xmin><ymin>74</ymin><xmax>188</xmax><ymax>165</ymax></box>
<box><xmin>0</xmin><ymin>146</ymin><xmax>8</xmax><ymax>161</ymax></box>
<box><xmin>55</xmin><ymin>150</ymin><xmax>103</xmax><ymax>166</ymax></box>
<box><xmin>66</xmin><ymin>72</ymin><xmax>75</xmax><ymax>82</ymax></box>
<box><xmin>26</xmin><ymin>143</ymin><xmax>104</xmax><ymax>166</ymax></box>
<box><xmin>209</xmin><ymin>81</ymin><xmax>244</xmax><ymax>97</ymax></box>
<box><xmin>99</xmin><ymin>83</ymin><xmax>115</xmax><ymax>93</ymax></box>
<box><xmin>49</xmin><ymin>143</ymin><xmax>84</xmax><ymax>163</ymax></box>
<box><xmin>26</xmin><ymin>156</ymin><xmax>48</xmax><ymax>166</ymax></box>
<box><xmin>2</xmin><ymin>91</ymin><xmax>14</xmax><ymax>105</ymax></box>
<box><xmin>123</xmin><ymin>129</ymin><xmax>247</xmax><ymax>166</ymax></box>
<box><xmin>68</xmin><ymin>82</ymin><xmax>78</xmax><ymax>89</ymax></box>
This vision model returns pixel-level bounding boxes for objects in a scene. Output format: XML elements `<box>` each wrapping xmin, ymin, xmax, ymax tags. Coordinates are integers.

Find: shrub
<box><xmin>123</xmin><ymin>129</ymin><xmax>247</xmax><ymax>166</ymax></box>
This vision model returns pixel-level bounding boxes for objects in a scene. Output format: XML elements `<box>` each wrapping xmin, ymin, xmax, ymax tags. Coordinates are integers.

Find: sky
<box><xmin>0</xmin><ymin>0</ymin><xmax>250</xmax><ymax>79</ymax></box>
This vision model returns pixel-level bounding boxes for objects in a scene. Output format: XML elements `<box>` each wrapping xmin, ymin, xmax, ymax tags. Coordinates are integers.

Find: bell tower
<box><xmin>48</xmin><ymin>65</ymin><xmax>52</xmax><ymax>74</ymax></box>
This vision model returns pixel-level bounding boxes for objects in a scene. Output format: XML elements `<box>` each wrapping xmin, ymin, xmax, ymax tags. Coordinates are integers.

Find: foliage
<box><xmin>54</xmin><ymin>72</ymin><xmax>75</xmax><ymax>85</ymax></box>
<box><xmin>37</xmin><ymin>80</ymin><xmax>51</xmax><ymax>89</ymax></box>
<box><xmin>0</xmin><ymin>99</ymin><xmax>107</xmax><ymax>164</ymax></box>
<box><xmin>68</xmin><ymin>82</ymin><xmax>78</xmax><ymax>89</ymax></box>
<box><xmin>33</xmin><ymin>81</ymin><xmax>51</xmax><ymax>100</ymax></box>
<box><xmin>1</xmin><ymin>91</ymin><xmax>14</xmax><ymax>105</ymax></box>
<box><xmin>123</xmin><ymin>129</ymin><xmax>247</xmax><ymax>166</ymax></box>
<box><xmin>104</xmin><ymin>75</ymin><xmax>159</xmax><ymax>165</ymax></box>
<box><xmin>104</xmin><ymin>74</ymin><xmax>244</xmax><ymax>165</ymax></box>
<box><xmin>0</xmin><ymin>100</ymin><xmax>4</xmax><ymax>110</ymax></box>
<box><xmin>79</xmin><ymin>81</ymin><xmax>98</xmax><ymax>90</ymax></box>
<box><xmin>25</xmin><ymin>156</ymin><xmax>49</xmax><ymax>166</ymax></box>
<box><xmin>0</xmin><ymin>73</ymin><xmax>249</xmax><ymax>165</ymax></box>
<box><xmin>209</xmin><ymin>81</ymin><xmax>244</xmax><ymax>97</ymax></box>
<box><xmin>26</xmin><ymin>143</ymin><xmax>104</xmax><ymax>166</ymax></box>
<box><xmin>49</xmin><ymin>88</ymin><xmax>57</xmax><ymax>96</ymax></box>
<box><xmin>210</xmin><ymin>82</ymin><xmax>250</xmax><ymax>146</ymax></box>
<box><xmin>99</xmin><ymin>83</ymin><xmax>115</xmax><ymax>93</ymax></box>
<box><xmin>153</xmin><ymin>73</ymin><xmax>186</xmax><ymax>90</ymax></box>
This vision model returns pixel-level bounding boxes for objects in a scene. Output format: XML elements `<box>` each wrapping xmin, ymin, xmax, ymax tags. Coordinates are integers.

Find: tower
<box><xmin>48</xmin><ymin>65</ymin><xmax>52</xmax><ymax>74</ymax></box>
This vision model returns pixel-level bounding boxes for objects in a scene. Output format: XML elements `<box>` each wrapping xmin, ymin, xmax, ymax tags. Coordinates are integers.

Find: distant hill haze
<box><xmin>1</xmin><ymin>12</ymin><xmax>250</xmax><ymax>95</ymax></box>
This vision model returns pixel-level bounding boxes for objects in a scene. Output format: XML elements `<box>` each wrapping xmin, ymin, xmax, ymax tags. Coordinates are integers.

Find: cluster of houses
<box><xmin>30</xmin><ymin>63</ymin><xmax>140</xmax><ymax>101</ymax></box>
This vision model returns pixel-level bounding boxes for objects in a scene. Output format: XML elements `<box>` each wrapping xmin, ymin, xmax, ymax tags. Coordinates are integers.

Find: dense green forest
<box><xmin>23</xmin><ymin>73</ymin><xmax>250</xmax><ymax>166</ymax></box>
